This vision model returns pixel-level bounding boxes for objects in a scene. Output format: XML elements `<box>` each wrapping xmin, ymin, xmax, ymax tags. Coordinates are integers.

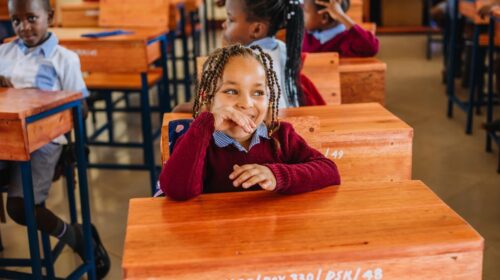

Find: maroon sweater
<box><xmin>302</xmin><ymin>25</ymin><xmax>379</xmax><ymax>57</ymax></box>
<box><xmin>159</xmin><ymin>112</ymin><xmax>341</xmax><ymax>201</ymax></box>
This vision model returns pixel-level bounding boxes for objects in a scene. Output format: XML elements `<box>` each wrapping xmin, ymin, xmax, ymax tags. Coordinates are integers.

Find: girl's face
<box><xmin>222</xmin><ymin>0</ymin><xmax>255</xmax><ymax>45</ymax></box>
<box><xmin>211</xmin><ymin>55</ymin><xmax>269</xmax><ymax>141</ymax></box>
<box><xmin>9</xmin><ymin>0</ymin><xmax>53</xmax><ymax>47</ymax></box>
<box><xmin>303</xmin><ymin>0</ymin><xmax>326</xmax><ymax>32</ymax></box>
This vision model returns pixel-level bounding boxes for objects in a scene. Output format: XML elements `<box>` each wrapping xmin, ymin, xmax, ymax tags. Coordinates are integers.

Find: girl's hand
<box><xmin>316</xmin><ymin>0</ymin><xmax>346</xmax><ymax>21</ymax></box>
<box><xmin>230</xmin><ymin>164</ymin><xmax>277</xmax><ymax>191</ymax></box>
<box><xmin>0</xmin><ymin>76</ymin><xmax>13</xmax><ymax>87</ymax></box>
<box><xmin>212</xmin><ymin>107</ymin><xmax>256</xmax><ymax>134</ymax></box>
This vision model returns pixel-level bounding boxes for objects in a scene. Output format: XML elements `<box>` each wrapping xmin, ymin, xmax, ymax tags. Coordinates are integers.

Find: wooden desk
<box><xmin>60</xmin><ymin>2</ymin><xmax>100</xmax><ymax>27</ymax></box>
<box><xmin>123</xmin><ymin>180</ymin><xmax>484</xmax><ymax>279</ymax></box>
<box><xmin>0</xmin><ymin>0</ymin><xmax>8</xmax><ymax>21</ymax></box>
<box><xmin>347</xmin><ymin>0</ymin><xmax>363</xmax><ymax>23</ymax></box>
<box><xmin>0</xmin><ymin>87</ymin><xmax>96</xmax><ymax>279</ymax></box>
<box><xmin>48</xmin><ymin>27</ymin><xmax>166</xmax><ymax>73</ymax></box>
<box><xmin>339</xmin><ymin>57</ymin><xmax>386</xmax><ymax>105</ymax></box>
<box><xmin>161</xmin><ymin>103</ymin><xmax>413</xmax><ymax>182</ymax></box>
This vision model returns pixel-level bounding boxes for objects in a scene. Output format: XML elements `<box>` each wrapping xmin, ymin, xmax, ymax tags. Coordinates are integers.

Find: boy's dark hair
<box><xmin>316</xmin><ymin>0</ymin><xmax>350</xmax><ymax>12</ymax></box>
<box><xmin>242</xmin><ymin>0</ymin><xmax>304</xmax><ymax>106</ymax></box>
<box><xmin>8</xmin><ymin>0</ymin><xmax>52</xmax><ymax>11</ymax></box>
<box><xmin>194</xmin><ymin>44</ymin><xmax>281</xmax><ymax>135</ymax></box>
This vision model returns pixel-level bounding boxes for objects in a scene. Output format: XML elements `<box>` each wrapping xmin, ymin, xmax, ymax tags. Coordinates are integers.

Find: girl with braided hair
<box><xmin>159</xmin><ymin>44</ymin><xmax>340</xmax><ymax>201</ymax></box>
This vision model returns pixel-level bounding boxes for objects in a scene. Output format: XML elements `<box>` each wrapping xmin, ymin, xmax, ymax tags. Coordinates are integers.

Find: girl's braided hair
<box><xmin>193</xmin><ymin>44</ymin><xmax>281</xmax><ymax>135</ymax></box>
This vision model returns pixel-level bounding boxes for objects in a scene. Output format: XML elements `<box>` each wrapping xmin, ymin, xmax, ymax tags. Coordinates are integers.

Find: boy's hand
<box><xmin>230</xmin><ymin>164</ymin><xmax>277</xmax><ymax>191</ymax></box>
<box><xmin>212</xmin><ymin>107</ymin><xmax>256</xmax><ymax>134</ymax></box>
<box><xmin>0</xmin><ymin>76</ymin><xmax>13</xmax><ymax>87</ymax></box>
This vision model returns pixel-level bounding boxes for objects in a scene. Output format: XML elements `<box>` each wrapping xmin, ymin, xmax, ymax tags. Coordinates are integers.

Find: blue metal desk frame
<box><xmin>0</xmin><ymin>100</ymin><xmax>96</xmax><ymax>279</ymax></box>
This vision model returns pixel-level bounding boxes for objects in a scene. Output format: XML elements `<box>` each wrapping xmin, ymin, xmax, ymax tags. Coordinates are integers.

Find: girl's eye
<box><xmin>12</xmin><ymin>19</ymin><xmax>20</xmax><ymax>25</ymax></box>
<box><xmin>28</xmin><ymin>16</ymin><xmax>37</xmax><ymax>23</ymax></box>
<box><xmin>252</xmin><ymin>90</ymin><xmax>265</xmax><ymax>97</ymax></box>
<box><xmin>223</xmin><ymin>89</ymin><xmax>237</xmax><ymax>95</ymax></box>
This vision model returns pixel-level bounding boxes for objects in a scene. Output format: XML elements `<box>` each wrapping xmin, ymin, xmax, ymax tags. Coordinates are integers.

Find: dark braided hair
<box><xmin>241</xmin><ymin>0</ymin><xmax>304</xmax><ymax>106</ymax></box>
<box><xmin>193</xmin><ymin>44</ymin><xmax>281</xmax><ymax>136</ymax></box>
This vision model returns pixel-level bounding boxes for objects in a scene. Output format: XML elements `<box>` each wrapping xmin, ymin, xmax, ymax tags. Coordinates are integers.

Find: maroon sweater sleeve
<box><xmin>339</xmin><ymin>25</ymin><xmax>379</xmax><ymax>57</ymax></box>
<box><xmin>159</xmin><ymin>112</ymin><xmax>214</xmax><ymax>200</ymax></box>
<box><xmin>264</xmin><ymin>122</ymin><xmax>341</xmax><ymax>194</ymax></box>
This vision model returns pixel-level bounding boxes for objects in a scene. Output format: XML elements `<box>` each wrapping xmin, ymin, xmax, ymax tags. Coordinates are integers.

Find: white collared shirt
<box><xmin>0</xmin><ymin>32</ymin><xmax>88</xmax><ymax>144</ymax></box>
<box><xmin>311</xmin><ymin>24</ymin><xmax>347</xmax><ymax>44</ymax></box>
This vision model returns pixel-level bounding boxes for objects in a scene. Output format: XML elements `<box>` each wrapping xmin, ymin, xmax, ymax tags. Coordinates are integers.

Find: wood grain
<box><xmin>339</xmin><ymin>57</ymin><xmax>386</xmax><ymax>104</ymax></box>
<box><xmin>85</xmin><ymin>69</ymin><xmax>163</xmax><ymax>90</ymax></box>
<box><xmin>123</xmin><ymin>180</ymin><xmax>483</xmax><ymax>280</ymax></box>
<box><xmin>27</xmin><ymin>110</ymin><xmax>73</xmax><ymax>153</ymax></box>
<box><xmin>161</xmin><ymin>103</ymin><xmax>413</xmax><ymax>182</ymax></box>
<box><xmin>60</xmin><ymin>2</ymin><xmax>99</xmax><ymax>27</ymax></box>
<box><xmin>99</xmin><ymin>0</ymin><xmax>170</xmax><ymax>29</ymax></box>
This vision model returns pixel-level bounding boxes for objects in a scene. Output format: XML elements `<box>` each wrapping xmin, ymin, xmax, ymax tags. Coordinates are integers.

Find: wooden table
<box><xmin>161</xmin><ymin>103</ymin><xmax>413</xmax><ymax>182</ymax></box>
<box><xmin>123</xmin><ymin>180</ymin><xmax>484</xmax><ymax>279</ymax></box>
<box><xmin>60</xmin><ymin>2</ymin><xmax>100</xmax><ymax>28</ymax></box>
<box><xmin>339</xmin><ymin>57</ymin><xmax>386</xmax><ymax>105</ymax></box>
<box><xmin>0</xmin><ymin>87</ymin><xmax>96</xmax><ymax>279</ymax></box>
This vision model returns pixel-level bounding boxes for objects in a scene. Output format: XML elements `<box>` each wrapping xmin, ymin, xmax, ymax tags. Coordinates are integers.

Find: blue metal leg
<box><xmin>446</xmin><ymin>0</ymin><xmax>459</xmax><ymax>118</ymax></box>
<box><xmin>65</xmin><ymin>162</ymin><xmax>78</xmax><ymax>224</ymax></box>
<box><xmin>19</xmin><ymin>162</ymin><xmax>43</xmax><ymax>279</ymax></box>
<box><xmin>139</xmin><ymin>73</ymin><xmax>157</xmax><ymax>195</ymax></box>
<box><xmin>72</xmin><ymin>103</ymin><xmax>97</xmax><ymax>280</ymax></box>
<box><xmin>160</xmin><ymin>36</ymin><xmax>171</xmax><ymax>113</ymax></box>
<box><xmin>466</xmin><ymin>25</ymin><xmax>481</xmax><ymax>135</ymax></box>
<box><xmin>41</xmin><ymin>230</ymin><xmax>55</xmax><ymax>279</ymax></box>
<box><xmin>203</xmin><ymin>0</ymin><xmax>210</xmax><ymax>55</ymax></box>
<box><xmin>487</xmin><ymin>17</ymin><xmax>495</xmax><ymax>152</ymax></box>
<box><xmin>169</xmin><ymin>31</ymin><xmax>179</xmax><ymax>105</ymax></box>
<box><xmin>179</xmin><ymin>5</ymin><xmax>192</xmax><ymax>102</ymax></box>
<box><xmin>104</xmin><ymin>92</ymin><xmax>115</xmax><ymax>143</ymax></box>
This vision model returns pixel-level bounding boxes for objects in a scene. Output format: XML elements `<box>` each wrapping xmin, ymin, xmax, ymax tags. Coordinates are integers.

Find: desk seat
<box><xmin>85</xmin><ymin>69</ymin><xmax>164</xmax><ymax>91</ymax></box>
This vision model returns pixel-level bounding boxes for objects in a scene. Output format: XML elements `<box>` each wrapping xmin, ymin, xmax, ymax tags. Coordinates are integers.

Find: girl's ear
<box><xmin>249</xmin><ymin>21</ymin><xmax>269</xmax><ymax>39</ymax></box>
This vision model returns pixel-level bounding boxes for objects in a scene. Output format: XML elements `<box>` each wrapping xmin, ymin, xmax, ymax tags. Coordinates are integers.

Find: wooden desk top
<box><xmin>459</xmin><ymin>0</ymin><xmax>489</xmax><ymax>24</ymax></box>
<box><xmin>339</xmin><ymin>57</ymin><xmax>386</xmax><ymax>73</ymax></box>
<box><xmin>280</xmin><ymin>103</ymin><xmax>411</xmax><ymax>134</ymax></box>
<box><xmin>61</xmin><ymin>2</ymin><xmax>99</xmax><ymax>10</ymax></box>
<box><xmin>0</xmin><ymin>87</ymin><xmax>82</xmax><ymax>120</ymax></box>
<box><xmin>50</xmin><ymin>27</ymin><xmax>167</xmax><ymax>43</ymax></box>
<box><xmin>123</xmin><ymin>180</ymin><xmax>483</xmax><ymax>279</ymax></box>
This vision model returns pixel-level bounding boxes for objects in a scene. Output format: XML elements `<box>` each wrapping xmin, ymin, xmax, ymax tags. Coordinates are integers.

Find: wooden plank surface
<box><xmin>347</xmin><ymin>0</ymin><xmax>363</xmax><ymax>23</ymax></box>
<box><xmin>339</xmin><ymin>57</ymin><xmax>386</xmax><ymax>104</ymax></box>
<box><xmin>0</xmin><ymin>88</ymin><xmax>81</xmax><ymax>160</ymax></box>
<box><xmin>197</xmin><ymin>53</ymin><xmax>342</xmax><ymax>105</ymax></box>
<box><xmin>60</xmin><ymin>2</ymin><xmax>100</xmax><ymax>27</ymax></box>
<box><xmin>0</xmin><ymin>88</ymin><xmax>81</xmax><ymax>120</ymax></box>
<box><xmin>123</xmin><ymin>180</ymin><xmax>484</xmax><ymax>280</ymax></box>
<box><xmin>161</xmin><ymin>103</ymin><xmax>413</xmax><ymax>182</ymax></box>
<box><xmin>99</xmin><ymin>0</ymin><xmax>170</xmax><ymax>29</ymax></box>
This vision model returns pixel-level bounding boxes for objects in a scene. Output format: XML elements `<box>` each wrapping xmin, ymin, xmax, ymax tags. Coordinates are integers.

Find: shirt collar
<box><xmin>311</xmin><ymin>24</ymin><xmax>346</xmax><ymax>44</ymax></box>
<box><xmin>248</xmin><ymin>37</ymin><xmax>278</xmax><ymax>51</ymax></box>
<box><xmin>213</xmin><ymin>123</ymin><xmax>270</xmax><ymax>153</ymax></box>
<box><xmin>16</xmin><ymin>32</ymin><xmax>58</xmax><ymax>58</ymax></box>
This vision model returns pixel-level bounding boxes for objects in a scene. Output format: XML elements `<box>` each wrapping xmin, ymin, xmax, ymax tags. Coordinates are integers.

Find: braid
<box><xmin>194</xmin><ymin>44</ymin><xmax>281</xmax><ymax>135</ymax></box>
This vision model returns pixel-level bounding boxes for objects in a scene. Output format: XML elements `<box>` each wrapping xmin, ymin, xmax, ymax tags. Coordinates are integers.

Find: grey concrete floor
<box><xmin>1</xmin><ymin>34</ymin><xmax>499</xmax><ymax>279</ymax></box>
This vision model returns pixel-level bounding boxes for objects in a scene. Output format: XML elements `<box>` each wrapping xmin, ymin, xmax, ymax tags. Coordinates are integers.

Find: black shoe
<box><xmin>90</xmin><ymin>224</ymin><xmax>111</xmax><ymax>279</ymax></box>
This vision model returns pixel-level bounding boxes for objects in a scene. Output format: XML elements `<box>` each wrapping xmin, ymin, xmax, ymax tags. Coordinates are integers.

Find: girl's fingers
<box><xmin>233</xmin><ymin>167</ymin><xmax>260</xmax><ymax>187</ymax></box>
<box><xmin>229</xmin><ymin>164</ymin><xmax>253</xmax><ymax>180</ymax></box>
<box><xmin>315</xmin><ymin>0</ymin><xmax>328</xmax><ymax>7</ymax></box>
<box><xmin>259</xmin><ymin>179</ymin><xmax>274</xmax><ymax>191</ymax></box>
<box><xmin>242</xmin><ymin>174</ymin><xmax>267</xmax><ymax>189</ymax></box>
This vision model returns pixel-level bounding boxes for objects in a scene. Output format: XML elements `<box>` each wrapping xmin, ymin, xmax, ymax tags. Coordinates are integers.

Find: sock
<box><xmin>53</xmin><ymin>221</ymin><xmax>85</xmax><ymax>259</ymax></box>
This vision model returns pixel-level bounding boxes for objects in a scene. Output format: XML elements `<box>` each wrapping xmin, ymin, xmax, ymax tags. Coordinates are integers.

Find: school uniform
<box><xmin>0</xmin><ymin>32</ymin><xmax>87</xmax><ymax>204</ymax></box>
<box><xmin>159</xmin><ymin>112</ymin><xmax>341</xmax><ymax>201</ymax></box>
<box><xmin>302</xmin><ymin>24</ymin><xmax>379</xmax><ymax>57</ymax></box>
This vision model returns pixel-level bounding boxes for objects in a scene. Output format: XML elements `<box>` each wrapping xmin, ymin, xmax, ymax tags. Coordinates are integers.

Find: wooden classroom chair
<box><xmin>196</xmin><ymin>53</ymin><xmax>342</xmax><ymax>105</ymax></box>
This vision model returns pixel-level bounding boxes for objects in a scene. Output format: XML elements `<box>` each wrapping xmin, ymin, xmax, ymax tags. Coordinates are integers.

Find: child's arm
<box><xmin>159</xmin><ymin>112</ymin><xmax>214</xmax><ymax>200</ymax></box>
<box><xmin>317</xmin><ymin>0</ymin><xmax>379</xmax><ymax>57</ymax></box>
<box><xmin>232</xmin><ymin>122</ymin><xmax>341</xmax><ymax>195</ymax></box>
<box><xmin>160</xmin><ymin>109</ymin><xmax>255</xmax><ymax>200</ymax></box>
<box><xmin>479</xmin><ymin>2</ymin><xmax>500</xmax><ymax>18</ymax></box>
<box><xmin>0</xmin><ymin>76</ymin><xmax>13</xmax><ymax>87</ymax></box>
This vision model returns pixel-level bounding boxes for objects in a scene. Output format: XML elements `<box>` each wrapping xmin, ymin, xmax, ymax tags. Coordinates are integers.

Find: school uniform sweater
<box><xmin>159</xmin><ymin>112</ymin><xmax>340</xmax><ymax>201</ymax></box>
<box><xmin>302</xmin><ymin>24</ymin><xmax>379</xmax><ymax>57</ymax></box>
